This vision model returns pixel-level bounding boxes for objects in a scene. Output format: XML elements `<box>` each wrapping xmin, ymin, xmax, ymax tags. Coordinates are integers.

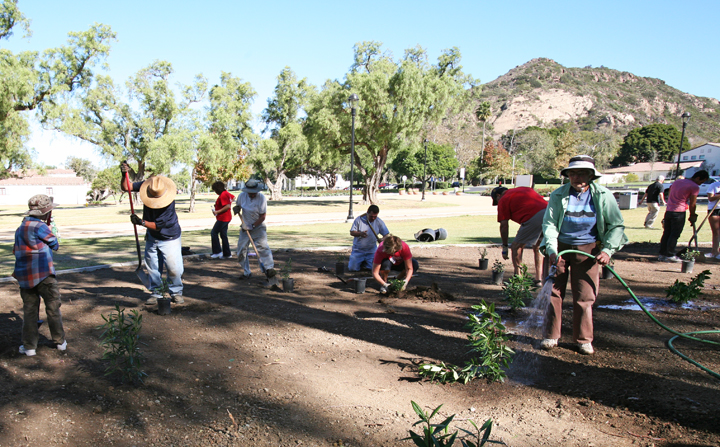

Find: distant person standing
<box><xmin>13</xmin><ymin>195</ymin><xmax>67</xmax><ymax>356</ymax></box>
<box><xmin>210</xmin><ymin>181</ymin><xmax>235</xmax><ymax>259</ymax></box>
<box><xmin>705</xmin><ymin>178</ymin><xmax>720</xmax><ymax>258</ymax></box>
<box><xmin>348</xmin><ymin>205</ymin><xmax>389</xmax><ymax>271</ymax></box>
<box><xmin>638</xmin><ymin>175</ymin><xmax>665</xmax><ymax>229</ymax></box>
<box><xmin>233</xmin><ymin>179</ymin><xmax>276</xmax><ymax>280</ymax></box>
<box><xmin>658</xmin><ymin>170</ymin><xmax>709</xmax><ymax>262</ymax></box>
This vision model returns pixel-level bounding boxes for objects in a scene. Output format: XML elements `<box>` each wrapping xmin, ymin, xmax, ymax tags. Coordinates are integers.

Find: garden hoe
<box><xmin>236</xmin><ymin>211</ymin><xmax>280</xmax><ymax>287</ymax></box>
<box><xmin>684</xmin><ymin>196</ymin><xmax>720</xmax><ymax>252</ymax></box>
<box><xmin>125</xmin><ymin>171</ymin><xmax>151</xmax><ymax>289</ymax></box>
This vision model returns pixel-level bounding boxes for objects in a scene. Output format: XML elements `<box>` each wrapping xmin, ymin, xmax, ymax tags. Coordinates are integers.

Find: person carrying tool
<box><xmin>348</xmin><ymin>205</ymin><xmax>389</xmax><ymax>272</ymax></box>
<box><xmin>491</xmin><ymin>185</ymin><xmax>547</xmax><ymax>285</ymax></box>
<box><xmin>13</xmin><ymin>194</ymin><xmax>67</xmax><ymax>356</ymax></box>
<box><xmin>372</xmin><ymin>235</ymin><xmax>419</xmax><ymax>294</ymax></box>
<box><xmin>706</xmin><ymin>178</ymin><xmax>720</xmax><ymax>259</ymax></box>
<box><xmin>658</xmin><ymin>170</ymin><xmax>709</xmax><ymax>262</ymax></box>
<box><xmin>638</xmin><ymin>175</ymin><xmax>665</xmax><ymax>229</ymax></box>
<box><xmin>210</xmin><ymin>181</ymin><xmax>235</xmax><ymax>259</ymax></box>
<box><xmin>540</xmin><ymin>155</ymin><xmax>627</xmax><ymax>355</ymax></box>
<box><xmin>120</xmin><ymin>163</ymin><xmax>185</xmax><ymax>305</ymax></box>
<box><xmin>233</xmin><ymin>179</ymin><xmax>276</xmax><ymax>281</ymax></box>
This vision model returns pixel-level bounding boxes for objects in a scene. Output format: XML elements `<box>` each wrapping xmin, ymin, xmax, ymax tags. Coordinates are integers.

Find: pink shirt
<box><xmin>373</xmin><ymin>241</ymin><xmax>412</xmax><ymax>265</ymax></box>
<box><xmin>666</xmin><ymin>179</ymin><xmax>699</xmax><ymax>212</ymax></box>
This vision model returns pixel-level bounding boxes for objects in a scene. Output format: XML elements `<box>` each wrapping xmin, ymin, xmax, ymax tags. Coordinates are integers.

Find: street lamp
<box><xmin>346</xmin><ymin>93</ymin><xmax>359</xmax><ymax>222</ymax></box>
<box><xmin>421</xmin><ymin>139</ymin><xmax>428</xmax><ymax>202</ymax></box>
<box><xmin>674</xmin><ymin>112</ymin><xmax>691</xmax><ymax>179</ymax></box>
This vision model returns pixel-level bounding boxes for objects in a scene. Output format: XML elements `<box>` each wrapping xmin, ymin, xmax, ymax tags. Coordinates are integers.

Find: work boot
<box><xmin>145</xmin><ymin>296</ymin><xmax>159</xmax><ymax>305</ymax></box>
<box><xmin>171</xmin><ymin>295</ymin><xmax>184</xmax><ymax>304</ymax></box>
<box><xmin>265</xmin><ymin>268</ymin><xmax>277</xmax><ymax>279</ymax></box>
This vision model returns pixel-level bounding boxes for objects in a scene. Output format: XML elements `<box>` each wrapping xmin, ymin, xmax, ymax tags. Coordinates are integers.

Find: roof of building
<box><xmin>604</xmin><ymin>161</ymin><xmax>702</xmax><ymax>174</ymax></box>
<box><xmin>0</xmin><ymin>169</ymin><xmax>87</xmax><ymax>186</ymax></box>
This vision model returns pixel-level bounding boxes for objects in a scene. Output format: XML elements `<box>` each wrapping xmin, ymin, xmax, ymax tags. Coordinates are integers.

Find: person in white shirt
<box><xmin>348</xmin><ymin>205</ymin><xmax>389</xmax><ymax>271</ymax></box>
<box><xmin>706</xmin><ymin>179</ymin><xmax>720</xmax><ymax>259</ymax></box>
<box><xmin>233</xmin><ymin>179</ymin><xmax>275</xmax><ymax>280</ymax></box>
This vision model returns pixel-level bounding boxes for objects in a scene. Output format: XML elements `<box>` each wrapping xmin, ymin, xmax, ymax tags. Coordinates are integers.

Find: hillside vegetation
<box><xmin>478</xmin><ymin>58</ymin><xmax>720</xmax><ymax>145</ymax></box>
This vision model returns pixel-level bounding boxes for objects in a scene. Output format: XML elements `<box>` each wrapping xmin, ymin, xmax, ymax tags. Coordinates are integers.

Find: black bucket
<box><xmin>353</xmin><ymin>278</ymin><xmax>366</xmax><ymax>294</ymax></box>
<box><xmin>335</xmin><ymin>262</ymin><xmax>345</xmax><ymax>275</ymax></box>
<box><xmin>157</xmin><ymin>298</ymin><xmax>171</xmax><ymax>315</ymax></box>
<box><xmin>283</xmin><ymin>278</ymin><xmax>295</xmax><ymax>292</ymax></box>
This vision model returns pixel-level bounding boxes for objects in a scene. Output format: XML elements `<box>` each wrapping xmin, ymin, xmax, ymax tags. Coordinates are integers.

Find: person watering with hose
<box><xmin>540</xmin><ymin>155</ymin><xmax>627</xmax><ymax>355</ymax></box>
<box><xmin>233</xmin><ymin>179</ymin><xmax>276</xmax><ymax>281</ymax></box>
<box><xmin>120</xmin><ymin>163</ymin><xmax>185</xmax><ymax>305</ymax></box>
<box><xmin>348</xmin><ymin>205</ymin><xmax>389</xmax><ymax>272</ymax></box>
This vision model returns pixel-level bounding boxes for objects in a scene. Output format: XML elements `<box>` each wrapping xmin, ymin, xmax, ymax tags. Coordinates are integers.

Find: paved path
<box><xmin>0</xmin><ymin>193</ymin><xmax>496</xmax><ymax>242</ymax></box>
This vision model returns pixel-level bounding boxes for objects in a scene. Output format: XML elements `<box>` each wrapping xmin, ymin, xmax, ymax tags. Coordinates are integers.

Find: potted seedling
<box><xmin>281</xmin><ymin>258</ymin><xmax>294</xmax><ymax>292</ymax></box>
<box><xmin>157</xmin><ymin>279</ymin><xmax>171</xmax><ymax>315</ymax></box>
<box><xmin>335</xmin><ymin>253</ymin><xmax>345</xmax><ymax>275</ymax></box>
<box><xmin>680</xmin><ymin>250</ymin><xmax>700</xmax><ymax>274</ymax></box>
<box><xmin>601</xmin><ymin>259</ymin><xmax>615</xmax><ymax>280</ymax></box>
<box><xmin>491</xmin><ymin>259</ymin><xmax>505</xmax><ymax>285</ymax></box>
<box><xmin>478</xmin><ymin>248</ymin><xmax>489</xmax><ymax>270</ymax></box>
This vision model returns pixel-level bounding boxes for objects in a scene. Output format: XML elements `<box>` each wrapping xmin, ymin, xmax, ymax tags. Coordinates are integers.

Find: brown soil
<box><xmin>0</xmin><ymin>244</ymin><xmax>719</xmax><ymax>446</ymax></box>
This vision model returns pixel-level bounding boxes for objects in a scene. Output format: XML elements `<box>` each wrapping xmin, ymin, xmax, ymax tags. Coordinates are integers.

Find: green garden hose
<box><xmin>556</xmin><ymin>249</ymin><xmax>720</xmax><ymax>380</ymax></box>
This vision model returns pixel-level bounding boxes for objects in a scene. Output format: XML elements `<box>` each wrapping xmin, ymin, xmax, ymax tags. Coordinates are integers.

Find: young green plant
<box><xmin>492</xmin><ymin>260</ymin><xmax>504</xmax><ymax>273</ymax></box>
<box><xmin>502</xmin><ymin>264</ymin><xmax>537</xmax><ymax>311</ymax></box>
<box><xmin>405</xmin><ymin>401</ymin><xmax>503</xmax><ymax>447</ymax></box>
<box><xmin>97</xmin><ymin>304</ymin><xmax>147</xmax><ymax>385</ymax></box>
<box><xmin>280</xmin><ymin>257</ymin><xmax>293</xmax><ymax>280</ymax></box>
<box><xmin>666</xmin><ymin>270</ymin><xmax>711</xmax><ymax>304</ymax></box>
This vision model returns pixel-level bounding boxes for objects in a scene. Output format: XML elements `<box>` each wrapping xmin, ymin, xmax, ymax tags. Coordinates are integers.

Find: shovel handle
<box><xmin>125</xmin><ymin>172</ymin><xmax>143</xmax><ymax>266</ymax></box>
<box><xmin>238</xmin><ymin>213</ymin><xmax>265</xmax><ymax>272</ymax></box>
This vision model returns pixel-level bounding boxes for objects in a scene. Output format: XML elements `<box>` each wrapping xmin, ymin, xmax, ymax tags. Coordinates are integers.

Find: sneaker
<box><xmin>540</xmin><ymin>338</ymin><xmax>558</xmax><ymax>350</ymax></box>
<box><xmin>145</xmin><ymin>296</ymin><xmax>159</xmax><ymax>305</ymax></box>
<box><xmin>658</xmin><ymin>255</ymin><xmax>667</xmax><ymax>262</ymax></box>
<box><xmin>705</xmin><ymin>252</ymin><xmax>715</xmax><ymax>258</ymax></box>
<box><xmin>210</xmin><ymin>253</ymin><xmax>222</xmax><ymax>259</ymax></box>
<box><xmin>665</xmin><ymin>256</ymin><xmax>682</xmax><ymax>263</ymax></box>
<box><xmin>222</xmin><ymin>255</ymin><xmax>233</xmax><ymax>259</ymax></box>
<box><xmin>578</xmin><ymin>343</ymin><xmax>594</xmax><ymax>355</ymax></box>
<box><xmin>19</xmin><ymin>345</ymin><xmax>36</xmax><ymax>357</ymax></box>
<box><xmin>238</xmin><ymin>274</ymin><xmax>252</xmax><ymax>280</ymax></box>
<box><xmin>57</xmin><ymin>340</ymin><xmax>67</xmax><ymax>351</ymax></box>
<box><xmin>171</xmin><ymin>295</ymin><xmax>184</xmax><ymax>304</ymax></box>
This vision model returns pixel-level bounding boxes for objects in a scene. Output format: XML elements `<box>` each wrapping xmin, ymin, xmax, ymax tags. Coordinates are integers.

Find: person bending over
<box><xmin>372</xmin><ymin>235</ymin><xmax>419</xmax><ymax>294</ymax></box>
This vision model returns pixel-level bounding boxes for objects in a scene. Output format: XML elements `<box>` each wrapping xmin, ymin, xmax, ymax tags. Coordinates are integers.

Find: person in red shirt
<box><xmin>491</xmin><ymin>186</ymin><xmax>548</xmax><ymax>284</ymax></box>
<box><xmin>372</xmin><ymin>235</ymin><xmax>419</xmax><ymax>294</ymax></box>
<box><xmin>210</xmin><ymin>181</ymin><xmax>235</xmax><ymax>259</ymax></box>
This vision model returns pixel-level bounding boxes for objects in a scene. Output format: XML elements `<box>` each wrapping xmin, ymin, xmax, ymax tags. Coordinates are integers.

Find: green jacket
<box><xmin>541</xmin><ymin>182</ymin><xmax>628</xmax><ymax>258</ymax></box>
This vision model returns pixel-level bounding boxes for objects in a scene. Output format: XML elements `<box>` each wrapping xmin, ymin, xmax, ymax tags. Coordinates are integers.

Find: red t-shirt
<box><xmin>373</xmin><ymin>241</ymin><xmax>413</xmax><ymax>265</ymax></box>
<box><xmin>497</xmin><ymin>187</ymin><xmax>548</xmax><ymax>224</ymax></box>
<box><xmin>215</xmin><ymin>190</ymin><xmax>235</xmax><ymax>222</ymax></box>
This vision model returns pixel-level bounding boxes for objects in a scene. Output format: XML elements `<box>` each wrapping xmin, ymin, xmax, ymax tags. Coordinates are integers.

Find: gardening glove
<box><xmin>130</xmin><ymin>214</ymin><xmax>143</xmax><ymax>226</ymax></box>
<box><xmin>400</xmin><ymin>279</ymin><xmax>408</xmax><ymax>291</ymax></box>
<box><xmin>232</xmin><ymin>205</ymin><xmax>241</xmax><ymax>215</ymax></box>
<box><xmin>501</xmin><ymin>245</ymin><xmax>509</xmax><ymax>260</ymax></box>
<box><xmin>689</xmin><ymin>213</ymin><xmax>698</xmax><ymax>223</ymax></box>
<box><xmin>379</xmin><ymin>283</ymin><xmax>389</xmax><ymax>294</ymax></box>
<box><xmin>241</xmin><ymin>221</ymin><xmax>253</xmax><ymax>231</ymax></box>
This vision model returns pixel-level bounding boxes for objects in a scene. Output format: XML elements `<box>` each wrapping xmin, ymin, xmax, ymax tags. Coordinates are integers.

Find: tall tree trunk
<box><xmin>188</xmin><ymin>167</ymin><xmax>197</xmax><ymax>213</ymax></box>
<box><xmin>266</xmin><ymin>172</ymin><xmax>286</xmax><ymax>201</ymax></box>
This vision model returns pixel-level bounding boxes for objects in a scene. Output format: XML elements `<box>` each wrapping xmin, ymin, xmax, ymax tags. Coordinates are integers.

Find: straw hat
<box><xmin>139</xmin><ymin>176</ymin><xmax>177</xmax><ymax>209</ymax></box>
<box><xmin>25</xmin><ymin>194</ymin><xmax>57</xmax><ymax>216</ymax></box>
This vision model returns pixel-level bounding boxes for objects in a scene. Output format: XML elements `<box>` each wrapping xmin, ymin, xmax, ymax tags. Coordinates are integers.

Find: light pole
<box><xmin>675</xmin><ymin>112</ymin><xmax>691</xmax><ymax>179</ymax></box>
<box><xmin>346</xmin><ymin>93</ymin><xmax>359</xmax><ymax>222</ymax></box>
<box><xmin>421</xmin><ymin>139</ymin><xmax>428</xmax><ymax>201</ymax></box>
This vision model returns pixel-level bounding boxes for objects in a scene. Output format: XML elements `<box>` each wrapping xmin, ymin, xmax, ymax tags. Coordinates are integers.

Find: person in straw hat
<box><xmin>13</xmin><ymin>194</ymin><xmax>67</xmax><ymax>356</ymax></box>
<box><xmin>232</xmin><ymin>179</ymin><xmax>276</xmax><ymax>280</ymax></box>
<box><xmin>540</xmin><ymin>155</ymin><xmax>627</xmax><ymax>356</ymax></box>
<box><xmin>120</xmin><ymin>163</ymin><xmax>184</xmax><ymax>305</ymax></box>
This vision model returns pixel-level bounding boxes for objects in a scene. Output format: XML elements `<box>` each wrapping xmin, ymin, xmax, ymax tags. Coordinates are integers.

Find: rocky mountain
<box><xmin>478</xmin><ymin>58</ymin><xmax>720</xmax><ymax>145</ymax></box>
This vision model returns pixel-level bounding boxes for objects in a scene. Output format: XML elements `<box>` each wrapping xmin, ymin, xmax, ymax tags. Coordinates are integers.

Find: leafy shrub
<box><xmin>624</xmin><ymin>173</ymin><xmax>639</xmax><ymax>183</ymax></box>
<box><xmin>680</xmin><ymin>250</ymin><xmax>700</xmax><ymax>261</ymax></box>
<box><xmin>405</xmin><ymin>401</ymin><xmax>503</xmax><ymax>447</ymax></box>
<box><xmin>502</xmin><ymin>264</ymin><xmax>537</xmax><ymax>310</ymax></box>
<box><xmin>530</xmin><ymin>79</ymin><xmax>542</xmax><ymax>88</ymax></box>
<box><xmin>667</xmin><ymin>270</ymin><xmax>711</xmax><ymax>304</ymax></box>
<box><xmin>98</xmin><ymin>304</ymin><xmax>146</xmax><ymax>385</ymax></box>
<box><xmin>436</xmin><ymin>181</ymin><xmax>449</xmax><ymax>189</ymax></box>
<box><xmin>492</xmin><ymin>260</ymin><xmax>504</xmax><ymax>273</ymax></box>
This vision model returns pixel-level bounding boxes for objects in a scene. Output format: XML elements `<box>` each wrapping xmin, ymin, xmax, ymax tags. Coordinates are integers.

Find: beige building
<box><xmin>0</xmin><ymin>169</ymin><xmax>89</xmax><ymax>206</ymax></box>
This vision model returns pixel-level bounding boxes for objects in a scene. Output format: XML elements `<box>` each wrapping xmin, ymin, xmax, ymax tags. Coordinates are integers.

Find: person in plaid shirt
<box><xmin>13</xmin><ymin>195</ymin><xmax>66</xmax><ymax>357</ymax></box>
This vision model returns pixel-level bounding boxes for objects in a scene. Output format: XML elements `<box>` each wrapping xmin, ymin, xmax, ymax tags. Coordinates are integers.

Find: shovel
<box><xmin>359</xmin><ymin>213</ymin><xmax>383</xmax><ymax>242</ymax></box>
<box><xmin>125</xmin><ymin>171</ymin><xmax>151</xmax><ymax>289</ymax></box>
<box><xmin>686</xmin><ymin>197</ymin><xmax>720</xmax><ymax>251</ymax></box>
<box><xmin>236</xmin><ymin>212</ymin><xmax>280</xmax><ymax>287</ymax></box>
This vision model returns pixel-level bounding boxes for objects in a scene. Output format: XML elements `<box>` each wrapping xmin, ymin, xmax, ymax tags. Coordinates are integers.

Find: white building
<box><xmin>0</xmin><ymin>169</ymin><xmax>89</xmax><ymax>206</ymax></box>
<box><xmin>675</xmin><ymin>143</ymin><xmax>720</xmax><ymax>177</ymax></box>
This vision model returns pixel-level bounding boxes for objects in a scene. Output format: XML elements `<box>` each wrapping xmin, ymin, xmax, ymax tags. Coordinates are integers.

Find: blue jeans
<box><xmin>145</xmin><ymin>234</ymin><xmax>184</xmax><ymax>297</ymax></box>
<box><xmin>348</xmin><ymin>251</ymin><xmax>374</xmax><ymax>271</ymax></box>
<box><xmin>211</xmin><ymin>220</ymin><xmax>231</xmax><ymax>257</ymax></box>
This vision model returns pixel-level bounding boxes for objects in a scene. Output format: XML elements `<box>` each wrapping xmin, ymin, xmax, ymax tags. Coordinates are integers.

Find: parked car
<box><xmin>451</xmin><ymin>181</ymin><xmax>461</xmax><ymax>188</ymax></box>
<box><xmin>380</xmin><ymin>183</ymin><xmax>397</xmax><ymax>189</ymax></box>
<box><xmin>697</xmin><ymin>176</ymin><xmax>720</xmax><ymax>196</ymax></box>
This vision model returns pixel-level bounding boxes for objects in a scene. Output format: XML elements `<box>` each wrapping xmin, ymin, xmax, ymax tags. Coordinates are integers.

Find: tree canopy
<box><xmin>390</xmin><ymin>141</ymin><xmax>459</xmax><ymax>186</ymax></box>
<box><xmin>613</xmin><ymin>123</ymin><xmax>689</xmax><ymax>166</ymax></box>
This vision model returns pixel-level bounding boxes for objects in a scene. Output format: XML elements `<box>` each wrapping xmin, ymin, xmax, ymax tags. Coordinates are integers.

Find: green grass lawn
<box><xmin>0</xmin><ymin>206</ymin><xmax>712</xmax><ymax>278</ymax></box>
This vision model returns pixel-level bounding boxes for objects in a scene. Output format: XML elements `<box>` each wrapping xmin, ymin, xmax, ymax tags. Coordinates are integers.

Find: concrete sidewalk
<box><xmin>0</xmin><ymin>192</ymin><xmax>496</xmax><ymax>242</ymax></box>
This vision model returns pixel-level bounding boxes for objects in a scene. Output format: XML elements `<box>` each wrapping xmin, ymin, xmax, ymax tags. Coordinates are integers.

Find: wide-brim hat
<box><xmin>490</xmin><ymin>186</ymin><xmax>508</xmax><ymax>206</ymax></box>
<box><xmin>139</xmin><ymin>176</ymin><xmax>177</xmax><ymax>209</ymax></box>
<box><xmin>242</xmin><ymin>179</ymin><xmax>262</xmax><ymax>193</ymax></box>
<box><xmin>560</xmin><ymin>155</ymin><xmax>603</xmax><ymax>180</ymax></box>
<box><xmin>25</xmin><ymin>194</ymin><xmax>57</xmax><ymax>216</ymax></box>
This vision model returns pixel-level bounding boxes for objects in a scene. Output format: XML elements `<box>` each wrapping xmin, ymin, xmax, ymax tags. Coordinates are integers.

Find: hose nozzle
<box><xmin>546</xmin><ymin>265</ymin><xmax>557</xmax><ymax>281</ymax></box>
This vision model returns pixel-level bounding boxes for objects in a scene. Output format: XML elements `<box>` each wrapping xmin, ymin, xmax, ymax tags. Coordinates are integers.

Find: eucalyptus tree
<box><xmin>390</xmin><ymin>141</ymin><xmax>459</xmax><ymax>189</ymax></box>
<box><xmin>0</xmin><ymin>1</ymin><xmax>115</xmax><ymax>175</ymax></box>
<box><xmin>250</xmin><ymin>66</ymin><xmax>313</xmax><ymax>200</ymax></box>
<box><xmin>305</xmin><ymin>42</ymin><xmax>470</xmax><ymax>204</ymax></box>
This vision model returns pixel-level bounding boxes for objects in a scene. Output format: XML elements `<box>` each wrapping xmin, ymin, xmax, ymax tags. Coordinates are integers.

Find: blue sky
<box><xmin>7</xmin><ymin>0</ymin><xmax>719</xmax><ymax>169</ymax></box>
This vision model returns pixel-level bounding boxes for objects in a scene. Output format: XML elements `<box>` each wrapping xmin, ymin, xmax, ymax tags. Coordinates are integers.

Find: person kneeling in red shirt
<box><xmin>372</xmin><ymin>235</ymin><xmax>419</xmax><ymax>294</ymax></box>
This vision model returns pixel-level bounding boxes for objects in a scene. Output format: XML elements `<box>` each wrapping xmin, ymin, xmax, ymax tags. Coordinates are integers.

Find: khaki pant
<box><xmin>645</xmin><ymin>203</ymin><xmax>660</xmax><ymax>228</ymax></box>
<box><xmin>20</xmin><ymin>276</ymin><xmax>65</xmax><ymax>350</ymax></box>
<box><xmin>543</xmin><ymin>242</ymin><xmax>600</xmax><ymax>344</ymax></box>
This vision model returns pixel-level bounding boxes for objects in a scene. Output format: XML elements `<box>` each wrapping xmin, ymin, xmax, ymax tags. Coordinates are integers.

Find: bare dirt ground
<box><xmin>0</xmin><ymin>244</ymin><xmax>718</xmax><ymax>447</ymax></box>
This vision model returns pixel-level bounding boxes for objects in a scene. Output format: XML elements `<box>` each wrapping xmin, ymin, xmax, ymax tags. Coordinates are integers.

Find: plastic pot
<box><xmin>352</xmin><ymin>278</ymin><xmax>366</xmax><ymax>294</ymax></box>
<box><xmin>681</xmin><ymin>259</ymin><xmax>694</xmax><ymax>274</ymax></box>
<box><xmin>157</xmin><ymin>297</ymin><xmax>172</xmax><ymax>315</ymax></box>
<box><xmin>283</xmin><ymin>278</ymin><xmax>295</xmax><ymax>292</ymax></box>
<box><xmin>335</xmin><ymin>262</ymin><xmax>345</xmax><ymax>275</ymax></box>
<box><xmin>601</xmin><ymin>266</ymin><xmax>614</xmax><ymax>280</ymax></box>
<box><xmin>479</xmin><ymin>258</ymin><xmax>489</xmax><ymax>270</ymax></box>
<box><xmin>491</xmin><ymin>271</ymin><xmax>504</xmax><ymax>285</ymax></box>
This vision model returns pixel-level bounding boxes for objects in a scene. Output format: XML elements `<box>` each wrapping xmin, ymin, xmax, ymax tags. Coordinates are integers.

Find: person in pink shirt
<box><xmin>372</xmin><ymin>235</ymin><xmax>419</xmax><ymax>294</ymax></box>
<box><xmin>658</xmin><ymin>170</ymin><xmax>709</xmax><ymax>262</ymax></box>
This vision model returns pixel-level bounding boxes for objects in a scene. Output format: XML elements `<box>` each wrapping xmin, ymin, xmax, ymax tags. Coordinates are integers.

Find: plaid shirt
<box><xmin>13</xmin><ymin>217</ymin><xmax>59</xmax><ymax>289</ymax></box>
